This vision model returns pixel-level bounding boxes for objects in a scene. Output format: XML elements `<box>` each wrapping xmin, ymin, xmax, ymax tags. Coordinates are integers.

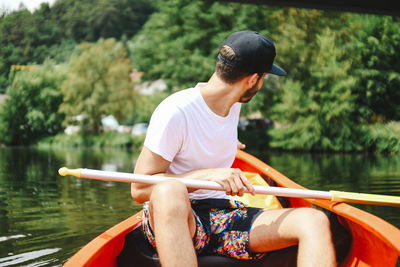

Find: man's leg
<box><xmin>248</xmin><ymin>207</ymin><xmax>336</xmax><ymax>267</ymax></box>
<box><xmin>148</xmin><ymin>180</ymin><xmax>197</xmax><ymax>267</ymax></box>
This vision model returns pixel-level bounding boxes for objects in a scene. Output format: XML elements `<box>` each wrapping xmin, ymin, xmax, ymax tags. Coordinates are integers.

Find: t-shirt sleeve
<box><xmin>144</xmin><ymin>102</ymin><xmax>184</xmax><ymax>162</ymax></box>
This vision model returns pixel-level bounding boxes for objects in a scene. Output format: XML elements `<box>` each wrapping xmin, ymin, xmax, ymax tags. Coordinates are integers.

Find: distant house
<box><xmin>131</xmin><ymin>70</ymin><xmax>167</xmax><ymax>95</ymax></box>
<box><xmin>64</xmin><ymin>125</ymin><xmax>80</xmax><ymax>135</ymax></box>
<box><xmin>135</xmin><ymin>79</ymin><xmax>167</xmax><ymax>95</ymax></box>
<box><xmin>101</xmin><ymin>115</ymin><xmax>119</xmax><ymax>131</ymax></box>
<box><xmin>65</xmin><ymin>114</ymin><xmax>121</xmax><ymax>135</ymax></box>
<box><xmin>131</xmin><ymin>123</ymin><xmax>148</xmax><ymax>136</ymax></box>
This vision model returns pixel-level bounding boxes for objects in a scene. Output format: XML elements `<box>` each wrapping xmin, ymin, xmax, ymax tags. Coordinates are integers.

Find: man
<box><xmin>131</xmin><ymin>31</ymin><xmax>335</xmax><ymax>267</ymax></box>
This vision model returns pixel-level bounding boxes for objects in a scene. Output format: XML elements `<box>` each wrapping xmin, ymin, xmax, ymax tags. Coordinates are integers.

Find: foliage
<box><xmin>50</xmin><ymin>0</ymin><xmax>157</xmax><ymax>42</ymax></box>
<box><xmin>0</xmin><ymin>6</ymin><xmax>63</xmax><ymax>91</ymax></box>
<box><xmin>131</xmin><ymin>2</ymin><xmax>351</xmax><ymax>88</ymax></box>
<box><xmin>0</xmin><ymin>62</ymin><xmax>65</xmax><ymax>145</ymax></box>
<box><xmin>362</xmin><ymin>122</ymin><xmax>400</xmax><ymax>153</ymax></box>
<box><xmin>59</xmin><ymin>38</ymin><xmax>136</xmax><ymax>134</ymax></box>
<box><xmin>1</xmin><ymin>0</ymin><xmax>399</xmax><ymax>153</ymax></box>
<box><xmin>37</xmin><ymin>132</ymin><xmax>145</xmax><ymax>149</ymax></box>
<box><xmin>349</xmin><ymin>15</ymin><xmax>400</xmax><ymax>122</ymax></box>
<box><xmin>46</xmin><ymin>39</ymin><xmax>79</xmax><ymax>63</ymax></box>
<box><xmin>0</xmin><ymin>0</ymin><xmax>157</xmax><ymax>92</ymax></box>
<box><xmin>131</xmin><ymin>0</ymin><xmax>276</xmax><ymax>89</ymax></box>
<box><xmin>130</xmin><ymin>2</ymin><xmax>400</xmax><ymax>152</ymax></box>
<box><xmin>129</xmin><ymin>91</ymin><xmax>170</xmax><ymax>124</ymax></box>
<box><xmin>266</xmin><ymin>9</ymin><xmax>354</xmax><ymax>82</ymax></box>
<box><xmin>269</xmin><ymin>29</ymin><xmax>361</xmax><ymax>151</ymax></box>
<box><xmin>240</xmin><ymin>9</ymin><xmax>354</xmax><ymax>120</ymax></box>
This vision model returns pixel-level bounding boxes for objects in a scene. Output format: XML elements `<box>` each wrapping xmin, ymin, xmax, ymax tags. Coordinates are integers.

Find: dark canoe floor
<box><xmin>117</xmin><ymin>209</ymin><xmax>351</xmax><ymax>267</ymax></box>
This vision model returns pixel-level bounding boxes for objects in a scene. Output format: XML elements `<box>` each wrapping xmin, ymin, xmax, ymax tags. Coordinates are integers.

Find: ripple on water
<box><xmin>0</xmin><ymin>234</ymin><xmax>27</xmax><ymax>243</ymax></box>
<box><xmin>0</xmin><ymin>248</ymin><xmax>61</xmax><ymax>266</ymax></box>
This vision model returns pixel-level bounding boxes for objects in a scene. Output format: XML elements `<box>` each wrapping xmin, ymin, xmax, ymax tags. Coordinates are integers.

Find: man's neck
<box><xmin>199</xmin><ymin>73</ymin><xmax>240</xmax><ymax>117</ymax></box>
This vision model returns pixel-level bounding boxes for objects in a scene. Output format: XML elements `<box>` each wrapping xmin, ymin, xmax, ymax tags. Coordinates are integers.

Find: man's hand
<box><xmin>207</xmin><ymin>168</ymin><xmax>255</xmax><ymax>197</ymax></box>
<box><xmin>133</xmin><ymin>146</ymin><xmax>255</xmax><ymax>200</ymax></box>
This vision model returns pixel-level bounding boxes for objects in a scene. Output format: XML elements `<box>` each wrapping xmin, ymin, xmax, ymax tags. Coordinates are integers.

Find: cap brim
<box><xmin>269</xmin><ymin>64</ymin><xmax>287</xmax><ymax>76</ymax></box>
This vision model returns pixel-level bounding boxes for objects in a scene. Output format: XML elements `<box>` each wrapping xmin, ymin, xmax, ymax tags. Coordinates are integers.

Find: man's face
<box><xmin>239</xmin><ymin>73</ymin><xmax>266</xmax><ymax>103</ymax></box>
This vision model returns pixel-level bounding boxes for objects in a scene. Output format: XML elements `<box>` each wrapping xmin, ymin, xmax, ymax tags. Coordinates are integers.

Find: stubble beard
<box><xmin>239</xmin><ymin>83</ymin><xmax>260</xmax><ymax>103</ymax></box>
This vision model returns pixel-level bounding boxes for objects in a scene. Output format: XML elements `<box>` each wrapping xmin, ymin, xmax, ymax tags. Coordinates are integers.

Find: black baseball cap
<box><xmin>218</xmin><ymin>31</ymin><xmax>287</xmax><ymax>76</ymax></box>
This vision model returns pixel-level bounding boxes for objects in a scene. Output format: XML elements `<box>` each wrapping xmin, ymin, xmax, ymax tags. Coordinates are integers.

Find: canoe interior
<box><xmin>115</xmin><ymin>208</ymin><xmax>351</xmax><ymax>267</ymax></box>
<box><xmin>64</xmin><ymin>150</ymin><xmax>400</xmax><ymax>267</ymax></box>
<box><xmin>232</xmin><ymin>150</ymin><xmax>400</xmax><ymax>267</ymax></box>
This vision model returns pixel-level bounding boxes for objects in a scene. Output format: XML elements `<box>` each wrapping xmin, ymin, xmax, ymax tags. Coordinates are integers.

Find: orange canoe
<box><xmin>64</xmin><ymin>150</ymin><xmax>400</xmax><ymax>266</ymax></box>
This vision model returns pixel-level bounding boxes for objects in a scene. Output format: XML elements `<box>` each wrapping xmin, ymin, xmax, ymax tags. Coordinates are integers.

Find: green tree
<box><xmin>59</xmin><ymin>38</ymin><xmax>136</xmax><ymax>134</ymax></box>
<box><xmin>269</xmin><ymin>29</ymin><xmax>360</xmax><ymax>151</ymax></box>
<box><xmin>350</xmin><ymin>15</ymin><xmax>400</xmax><ymax>122</ymax></box>
<box><xmin>129</xmin><ymin>91</ymin><xmax>170</xmax><ymax>124</ymax></box>
<box><xmin>0</xmin><ymin>9</ymin><xmax>33</xmax><ymax>91</ymax></box>
<box><xmin>131</xmin><ymin>0</ymin><xmax>276</xmax><ymax>89</ymax></box>
<box><xmin>131</xmin><ymin>2</ymin><xmax>351</xmax><ymax>90</ymax></box>
<box><xmin>51</xmin><ymin>0</ymin><xmax>157</xmax><ymax>42</ymax></box>
<box><xmin>0</xmin><ymin>62</ymin><xmax>65</xmax><ymax>145</ymax></box>
<box><xmin>267</xmin><ymin>9</ymin><xmax>353</xmax><ymax>81</ymax></box>
<box><xmin>237</xmin><ymin>9</ymin><xmax>352</xmax><ymax>121</ymax></box>
<box><xmin>0</xmin><ymin>0</ymin><xmax>157</xmax><ymax>91</ymax></box>
<box><xmin>0</xmin><ymin>4</ymin><xmax>61</xmax><ymax>91</ymax></box>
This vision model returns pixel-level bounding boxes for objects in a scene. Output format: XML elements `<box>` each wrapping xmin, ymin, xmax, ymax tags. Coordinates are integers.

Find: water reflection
<box><xmin>254</xmin><ymin>150</ymin><xmax>400</xmax><ymax>228</ymax></box>
<box><xmin>0</xmin><ymin>147</ymin><xmax>142</xmax><ymax>266</ymax></box>
<box><xmin>0</xmin><ymin>147</ymin><xmax>399</xmax><ymax>266</ymax></box>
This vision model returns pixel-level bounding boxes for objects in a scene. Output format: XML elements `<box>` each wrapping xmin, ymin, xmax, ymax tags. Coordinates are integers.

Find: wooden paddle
<box><xmin>58</xmin><ymin>167</ymin><xmax>400</xmax><ymax>207</ymax></box>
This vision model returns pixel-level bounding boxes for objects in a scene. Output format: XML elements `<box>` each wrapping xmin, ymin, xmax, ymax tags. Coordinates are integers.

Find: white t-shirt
<box><xmin>144</xmin><ymin>83</ymin><xmax>241</xmax><ymax>199</ymax></box>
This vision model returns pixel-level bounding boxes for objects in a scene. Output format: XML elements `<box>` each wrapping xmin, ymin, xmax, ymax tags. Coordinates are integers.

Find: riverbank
<box><xmin>36</xmin><ymin>132</ymin><xmax>145</xmax><ymax>150</ymax></box>
<box><xmin>34</xmin><ymin>123</ymin><xmax>400</xmax><ymax>155</ymax></box>
<box><xmin>238</xmin><ymin>122</ymin><xmax>400</xmax><ymax>154</ymax></box>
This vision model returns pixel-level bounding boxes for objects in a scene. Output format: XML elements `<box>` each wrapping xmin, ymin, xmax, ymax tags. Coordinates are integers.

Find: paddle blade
<box><xmin>330</xmin><ymin>190</ymin><xmax>400</xmax><ymax>207</ymax></box>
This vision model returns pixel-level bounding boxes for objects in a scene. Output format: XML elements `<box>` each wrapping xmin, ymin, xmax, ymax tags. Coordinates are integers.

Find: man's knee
<box><xmin>149</xmin><ymin>180</ymin><xmax>191</xmax><ymax>217</ymax></box>
<box><xmin>297</xmin><ymin>208</ymin><xmax>331</xmax><ymax>238</ymax></box>
<box><xmin>151</xmin><ymin>179</ymin><xmax>188</xmax><ymax>197</ymax></box>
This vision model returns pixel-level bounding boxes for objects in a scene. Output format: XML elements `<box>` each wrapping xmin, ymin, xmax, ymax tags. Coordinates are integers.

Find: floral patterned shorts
<box><xmin>142</xmin><ymin>198</ymin><xmax>266</xmax><ymax>260</ymax></box>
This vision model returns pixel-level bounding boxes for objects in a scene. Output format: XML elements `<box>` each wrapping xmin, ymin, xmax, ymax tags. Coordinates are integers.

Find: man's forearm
<box><xmin>132</xmin><ymin>167</ymin><xmax>254</xmax><ymax>200</ymax></box>
<box><xmin>131</xmin><ymin>168</ymin><xmax>227</xmax><ymax>202</ymax></box>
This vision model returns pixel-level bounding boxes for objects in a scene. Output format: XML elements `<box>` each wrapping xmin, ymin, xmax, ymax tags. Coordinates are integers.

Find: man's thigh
<box><xmin>151</xmin><ymin>181</ymin><xmax>197</xmax><ymax>234</ymax></box>
<box><xmin>248</xmin><ymin>207</ymin><xmax>323</xmax><ymax>253</ymax></box>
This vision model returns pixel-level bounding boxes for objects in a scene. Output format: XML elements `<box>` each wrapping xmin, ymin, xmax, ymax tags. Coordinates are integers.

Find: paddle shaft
<box><xmin>60</xmin><ymin>167</ymin><xmax>332</xmax><ymax>199</ymax></box>
<box><xmin>59</xmin><ymin>167</ymin><xmax>400</xmax><ymax>206</ymax></box>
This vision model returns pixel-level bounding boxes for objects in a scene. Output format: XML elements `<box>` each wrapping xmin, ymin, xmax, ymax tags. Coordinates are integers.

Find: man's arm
<box><xmin>131</xmin><ymin>146</ymin><xmax>171</xmax><ymax>203</ymax></box>
<box><xmin>131</xmin><ymin>146</ymin><xmax>255</xmax><ymax>204</ymax></box>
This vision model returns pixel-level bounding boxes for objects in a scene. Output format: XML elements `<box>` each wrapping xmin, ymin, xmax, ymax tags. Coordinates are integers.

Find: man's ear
<box><xmin>247</xmin><ymin>73</ymin><xmax>259</xmax><ymax>87</ymax></box>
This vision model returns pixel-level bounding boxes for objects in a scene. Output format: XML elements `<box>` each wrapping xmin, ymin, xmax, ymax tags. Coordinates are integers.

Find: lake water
<box><xmin>0</xmin><ymin>147</ymin><xmax>399</xmax><ymax>266</ymax></box>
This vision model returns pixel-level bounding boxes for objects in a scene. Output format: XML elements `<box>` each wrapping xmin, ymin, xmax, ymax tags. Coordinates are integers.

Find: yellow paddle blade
<box><xmin>58</xmin><ymin>167</ymin><xmax>82</xmax><ymax>178</ymax></box>
<box><xmin>233</xmin><ymin>172</ymin><xmax>282</xmax><ymax>210</ymax></box>
<box><xmin>330</xmin><ymin>190</ymin><xmax>400</xmax><ymax>207</ymax></box>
